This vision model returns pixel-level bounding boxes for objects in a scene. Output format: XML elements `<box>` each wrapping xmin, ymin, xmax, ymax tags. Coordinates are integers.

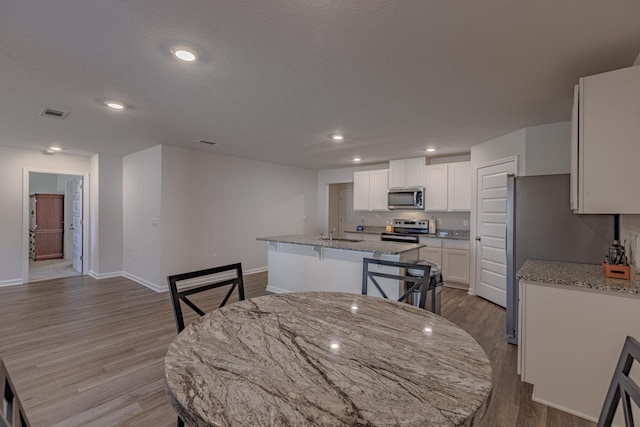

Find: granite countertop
<box><xmin>257</xmin><ymin>234</ymin><xmax>424</xmax><ymax>255</ymax></box>
<box><xmin>345</xmin><ymin>228</ymin><xmax>471</xmax><ymax>240</ymax></box>
<box><xmin>517</xmin><ymin>259</ymin><xmax>640</xmax><ymax>295</ymax></box>
<box><xmin>165</xmin><ymin>292</ymin><xmax>493</xmax><ymax>427</ymax></box>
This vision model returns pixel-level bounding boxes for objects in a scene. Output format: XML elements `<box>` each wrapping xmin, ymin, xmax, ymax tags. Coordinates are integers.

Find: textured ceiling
<box><xmin>1</xmin><ymin>1</ymin><xmax>639</xmax><ymax>169</ymax></box>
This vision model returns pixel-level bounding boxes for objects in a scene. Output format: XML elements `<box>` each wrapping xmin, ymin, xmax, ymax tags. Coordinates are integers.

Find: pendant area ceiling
<box><xmin>0</xmin><ymin>0</ymin><xmax>639</xmax><ymax>170</ymax></box>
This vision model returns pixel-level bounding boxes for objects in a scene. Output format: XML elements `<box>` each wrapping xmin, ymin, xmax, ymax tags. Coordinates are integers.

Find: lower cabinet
<box><xmin>420</xmin><ymin>237</ymin><xmax>470</xmax><ymax>289</ymax></box>
<box><xmin>442</xmin><ymin>249</ymin><xmax>470</xmax><ymax>284</ymax></box>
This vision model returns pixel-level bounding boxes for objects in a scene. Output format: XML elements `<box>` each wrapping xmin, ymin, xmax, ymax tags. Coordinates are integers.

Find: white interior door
<box><xmin>71</xmin><ymin>178</ymin><xmax>83</xmax><ymax>273</ymax></box>
<box><xmin>475</xmin><ymin>160</ymin><xmax>515</xmax><ymax>307</ymax></box>
<box><xmin>339</xmin><ymin>190</ymin><xmax>354</xmax><ymax>238</ymax></box>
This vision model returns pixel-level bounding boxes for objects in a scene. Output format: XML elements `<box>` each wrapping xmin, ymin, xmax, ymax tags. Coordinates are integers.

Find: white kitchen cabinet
<box><xmin>418</xmin><ymin>237</ymin><xmax>469</xmax><ymax>288</ymax></box>
<box><xmin>353</xmin><ymin>170</ymin><xmax>389</xmax><ymax>211</ymax></box>
<box><xmin>425</xmin><ymin>164</ymin><xmax>448</xmax><ymax>211</ymax></box>
<box><xmin>571</xmin><ymin>65</ymin><xmax>640</xmax><ymax>213</ymax></box>
<box><xmin>519</xmin><ymin>277</ymin><xmax>640</xmax><ymax>424</ymax></box>
<box><xmin>425</xmin><ymin>161</ymin><xmax>470</xmax><ymax>212</ymax></box>
<box><xmin>389</xmin><ymin>157</ymin><xmax>425</xmax><ymax>189</ymax></box>
<box><xmin>442</xmin><ymin>239</ymin><xmax>470</xmax><ymax>286</ymax></box>
<box><xmin>447</xmin><ymin>162</ymin><xmax>471</xmax><ymax>211</ymax></box>
<box><xmin>418</xmin><ymin>237</ymin><xmax>442</xmax><ymax>270</ymax></box>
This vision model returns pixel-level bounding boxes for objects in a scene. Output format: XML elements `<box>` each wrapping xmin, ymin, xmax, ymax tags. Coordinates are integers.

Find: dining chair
<box><xmin>167</xmin><ymin>263</ymin><xmax>246</xmax><ymax>333</ymax></box>
<box><xmin>362</xmin><ymin>258</ymin><xmax>432</xmax><ymax>310</ymax></box>
<box><xmin>598</xmin><ymin>335</ymin><xmax>640</xmax><ymax>427</ymax></box>
<box><xmin>1</xmin><ymin>357</ymin><xmax>31</xmax><ymax>427</ymax></box>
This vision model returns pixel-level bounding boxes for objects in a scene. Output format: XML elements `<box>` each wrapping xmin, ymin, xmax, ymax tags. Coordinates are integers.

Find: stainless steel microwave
<box><xmin>387</xmin><ymin>187</ymin><xmax>424</xmax><ymax>210</ymax></box>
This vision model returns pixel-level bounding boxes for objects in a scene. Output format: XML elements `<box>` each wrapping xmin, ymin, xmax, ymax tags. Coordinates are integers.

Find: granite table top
<box><xmin>164</xmin><ymin>292</ymin><xmax>493</xmax><ymax>427</ymax></box>
<box><xmin>256</xmin><ymin>234</ymin><xmax>424</xmax><ymax>255</ymax></box>
<box><xmin>516</xmin><ymin>259</ymin><xmax>640</xmax><ymax>295</ymax></box>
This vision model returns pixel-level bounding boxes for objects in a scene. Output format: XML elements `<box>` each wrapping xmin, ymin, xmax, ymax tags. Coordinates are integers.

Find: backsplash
<box><xmin>354</xmin><ymin>210</ymin><xmax>470</xmax><ymax>231</ymax></box>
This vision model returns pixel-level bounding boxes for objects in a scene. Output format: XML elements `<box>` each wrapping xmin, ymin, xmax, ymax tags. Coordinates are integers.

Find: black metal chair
<box><xmin>168</xmin><ymin>263</ymin><xmax>246</xmax><ymax>333</ymax></box>
<box><xmin>598</xmin><ymin>335</ymin><xmax>640</xmax><ymax>427</ymax></box>
<box><xmin>1</xmin><ymin>357</ymin><xmax>31</xmax><ymax>427</ymax></box>
<box><xmin>362</xmin><ymin>258</ymin><xmax>432</xmax><ymax>310</ymax></box>
<box><xmin>167</xmin><ymin>263</ymin><xmax>246</xmax><ymax>426</ymax></box>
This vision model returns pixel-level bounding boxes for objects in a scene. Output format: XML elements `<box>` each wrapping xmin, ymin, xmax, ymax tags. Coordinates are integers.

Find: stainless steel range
<box><xmin>380</xmin><ymin>219</ymin><xmax>429</xmax><ymax>242</ymax></box>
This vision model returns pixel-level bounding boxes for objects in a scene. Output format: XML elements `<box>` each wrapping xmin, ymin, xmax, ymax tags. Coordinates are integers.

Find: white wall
<box><xmin>160</xmin><ymin>145</ymin><xmax>318</xmax><ymax>285</ymax></box>
<box><xmin>89</xmin><ymin>154</ymin><xmax>123</xmax><ymax>276</ymax></box>
<box><xmin>122</xmin><ymin>146</ymin><xmax>163</xmax><ymax>290</ymax></box>
<box><xmin>0</xmin><ymin>146</ymin><xmax>89</xmax><ymax>286</ymax></box>
<box><xmin>524</xmin><ymin>121</ymin><xmax>571</xmax><ymax>176</ymax></box>
<box><xmin>471</xmin><ymin>128</ymin><xmax>526</xmax><ymax>174</ymax></box>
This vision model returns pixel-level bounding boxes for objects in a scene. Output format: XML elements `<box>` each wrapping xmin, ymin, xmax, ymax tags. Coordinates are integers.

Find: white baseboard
<box><xmin>0</xmin><ymin>278</ymin><xmax>24</xmax><ymax>287</ymax></box>
<box><xmin>121</xmin><ymin>272</ymin><xmax>165</xmax><ymax>293</ymax></box>
<box><xmin>265</xmin><ymin>285</ymin><xmax>290</xmax><ymax>294</ymax></box>
<box><xmin>531</xmin><ymin>393</ymin><xmax>598</xmax><ymax>424</ymax></box>
<box><xmin>88</xmin><ymin>270</ymin><xmax>124</xmax><ymax>280</ymax></box>
<box><xmin>244</xmin><ymin>266</ymin><xmax>268</xmax><ymax>275</ymax></box>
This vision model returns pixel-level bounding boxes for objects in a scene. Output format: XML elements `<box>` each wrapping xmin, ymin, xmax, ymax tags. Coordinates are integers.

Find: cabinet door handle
<box><xmin>475</xmin><ymin>237</ymin><xmax>481</xmax><ymax>241</ymax></box>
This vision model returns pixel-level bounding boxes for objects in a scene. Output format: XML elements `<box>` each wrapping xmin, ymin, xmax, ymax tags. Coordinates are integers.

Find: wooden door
<box><xmin>475</xmin><ymin>159</ymin><xmax>515</xmax><ymax>307</ymax></box>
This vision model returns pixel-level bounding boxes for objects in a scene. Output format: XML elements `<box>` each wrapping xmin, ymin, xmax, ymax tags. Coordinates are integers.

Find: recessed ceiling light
<box><xmin>172</xmin><ymin>48</ymin><xmax>197</xmax><ymax>62</ymax></box>
<box><xmin>105</xmin><ymin>101</ymin><xmax>125</xmax><ymax>110</ymax></box>
<box><xmin>331</xmin><ymin>133</ymin><xmax>344</xmax><ymax>141</ymax></box>
<box><xmin>426</xmin><ymin>148</ymin><xmax>436</xmax><ymax>152</ymax></box>
<box><xmin>48</xmin><ymin>146</ymin><xmax>62</xmax><ymax>151</ymax></box>
<box><xmin>353</xmin><ymin>157</ymin><xmax>362</xmax><ymax>162</ymax></box>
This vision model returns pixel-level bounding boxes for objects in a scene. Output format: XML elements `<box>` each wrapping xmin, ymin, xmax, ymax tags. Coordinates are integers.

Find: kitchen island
<box><xmin>256</xmin><ymin>234</ymin><xmax>424</xmax><ymax>299</ymax></box>
<box><xmin>517</xmin><ymin>260</ymin><xmax>640</xmax><ymax>424</ymax></box>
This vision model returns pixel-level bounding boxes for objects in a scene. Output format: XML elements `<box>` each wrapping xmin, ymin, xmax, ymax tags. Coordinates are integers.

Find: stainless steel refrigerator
<box><xmin>505</xmin><ymin>174</ymin><xmax>613</xmax><ymax>344</ymax></box>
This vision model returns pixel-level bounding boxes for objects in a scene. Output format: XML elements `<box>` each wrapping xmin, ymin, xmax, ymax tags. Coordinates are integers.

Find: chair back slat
<box><xmin>167</xmin><ymin>263</ymin><xmax>245</xmax><ymax>333</ymax></box>
<box><xmin>598</xmin><ymin>335</ymin><xmax>640</xmax><ymax>427</ymax></box>
<box><xmin>1</xmin><ymin>358</ymin><xmax>31</xmax><ymax>427</ymax></box>
<box><xmin>362</xmin><ymin>258</ymin><xmax>431</xmax><ymax>310</ymax></box>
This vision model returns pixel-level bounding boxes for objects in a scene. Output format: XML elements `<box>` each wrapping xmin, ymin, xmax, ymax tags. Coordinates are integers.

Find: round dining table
<box><xmin>164</xmin><ymin>292</ymin><xmax>492</xmax><ymax>426</ymax></box>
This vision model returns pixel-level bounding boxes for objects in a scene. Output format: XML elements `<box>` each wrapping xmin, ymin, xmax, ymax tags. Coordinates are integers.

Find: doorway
<box><xmin>25</xmin><ymin>171</ymin><xmax>87</xmax><ymax>282</ymax></box>
<box><xmin>327</xmin><ymin>183</ymin><xmax>358</xmax><ymax>238</ymax></box>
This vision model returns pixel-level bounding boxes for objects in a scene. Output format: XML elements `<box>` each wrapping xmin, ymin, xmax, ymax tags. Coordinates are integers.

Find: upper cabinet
<box><xmin>448</xmin><ymin>162</ymin><xmax>471</xmax><ymax>211</ymax></box>
<box><xmin>425</xmin><ymin>161</ymin><xmax>471</xmax><ymax>212</ymax></box>
<box><xmin>425</xmin><ymin>164</ymin><xmax>448</xmax><ymax>211</ymax></box>
<box><xmin>389</xmin><ymin>157</ymin><xmax>425</xmax><ymax>188</ymax></box>
<box><xmin>353</xmin><ymin>169</ymin><xmax>389</xmax><ymax>211</ymax></box>
<box><xmin>571</xmin><ymin>65</ymin><xmax>640</xmax><ymax>214</ymax></box>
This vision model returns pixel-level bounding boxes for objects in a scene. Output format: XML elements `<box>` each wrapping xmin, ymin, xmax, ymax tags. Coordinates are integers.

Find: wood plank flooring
<box><xmin>0</xmin><ymin>274</ymin><xmax>595</xmax><ymax>426</ymax></box>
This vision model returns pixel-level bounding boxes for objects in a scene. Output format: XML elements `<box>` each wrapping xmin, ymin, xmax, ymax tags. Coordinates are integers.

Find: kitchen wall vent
<box><xmin>196</xmin><ymin>139</ymin><xmax>217</xmax><ymax>146</ymax></box>
<box><xmin>40</xmin><ymin>108</ymin><xmax>70</xmax><ymax>119</ymax></box>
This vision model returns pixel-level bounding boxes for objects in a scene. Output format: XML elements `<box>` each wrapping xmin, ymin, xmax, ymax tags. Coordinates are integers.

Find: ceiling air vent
<box><xmin>40</xmin><ymin>108</ymin><xmax>70</xmax><ymax>119</ymax></box>
<box><xmin>196</xmin><ymin>139</ymin><xmax>217</xmax><ymax>146</ymax></box>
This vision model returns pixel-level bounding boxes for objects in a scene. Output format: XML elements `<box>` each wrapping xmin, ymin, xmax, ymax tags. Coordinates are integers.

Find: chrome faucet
<box><xmin>330</xmin><ymin>227</ymin><xmax>336</xmax><ymax>241</ymax></box>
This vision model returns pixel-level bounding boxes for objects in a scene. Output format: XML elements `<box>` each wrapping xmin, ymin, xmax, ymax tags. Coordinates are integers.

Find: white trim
<box><xmin>265</xmin><ymin>285</ymin><xmax>290</xmax><ymax>294</ymax></box>
<box><xmin>0</xmin><ymin>278</ymin><xmax>24</xmax><ymax>287</ymax></box>
<box><xmin>122</xmin><ymin>272</ymin><xmax>165</xmax><ymax>292</ymax></box>
<box><xmin>121</xmin><ymin>266</ymin><xmax>267</xmax><ymax>293</ymax></box>
<box><xmin>244</xmin><ymin>266</ymin><xmax>267</xmax><ymax>275</ymax></box>
<box><xmin>88</xmin><ymin>270</ymin><xmax>124</xmax><ymax>280</ymax></box>
<box><xmin>530</xmin><ymin>393</ymin><xmax>597</xmax><ymax>424</ymax></box>
<box><xmin>23</xmin><ymin>168</ymin><xmax>90</xmax><ymax>285</ymax></box>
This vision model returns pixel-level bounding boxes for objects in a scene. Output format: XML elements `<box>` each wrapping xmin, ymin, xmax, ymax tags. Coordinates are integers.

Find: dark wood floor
<box><xmin>0</xmin><ymin>274</ymin><xmax>594</xmax><ymax>426</ymax></box>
